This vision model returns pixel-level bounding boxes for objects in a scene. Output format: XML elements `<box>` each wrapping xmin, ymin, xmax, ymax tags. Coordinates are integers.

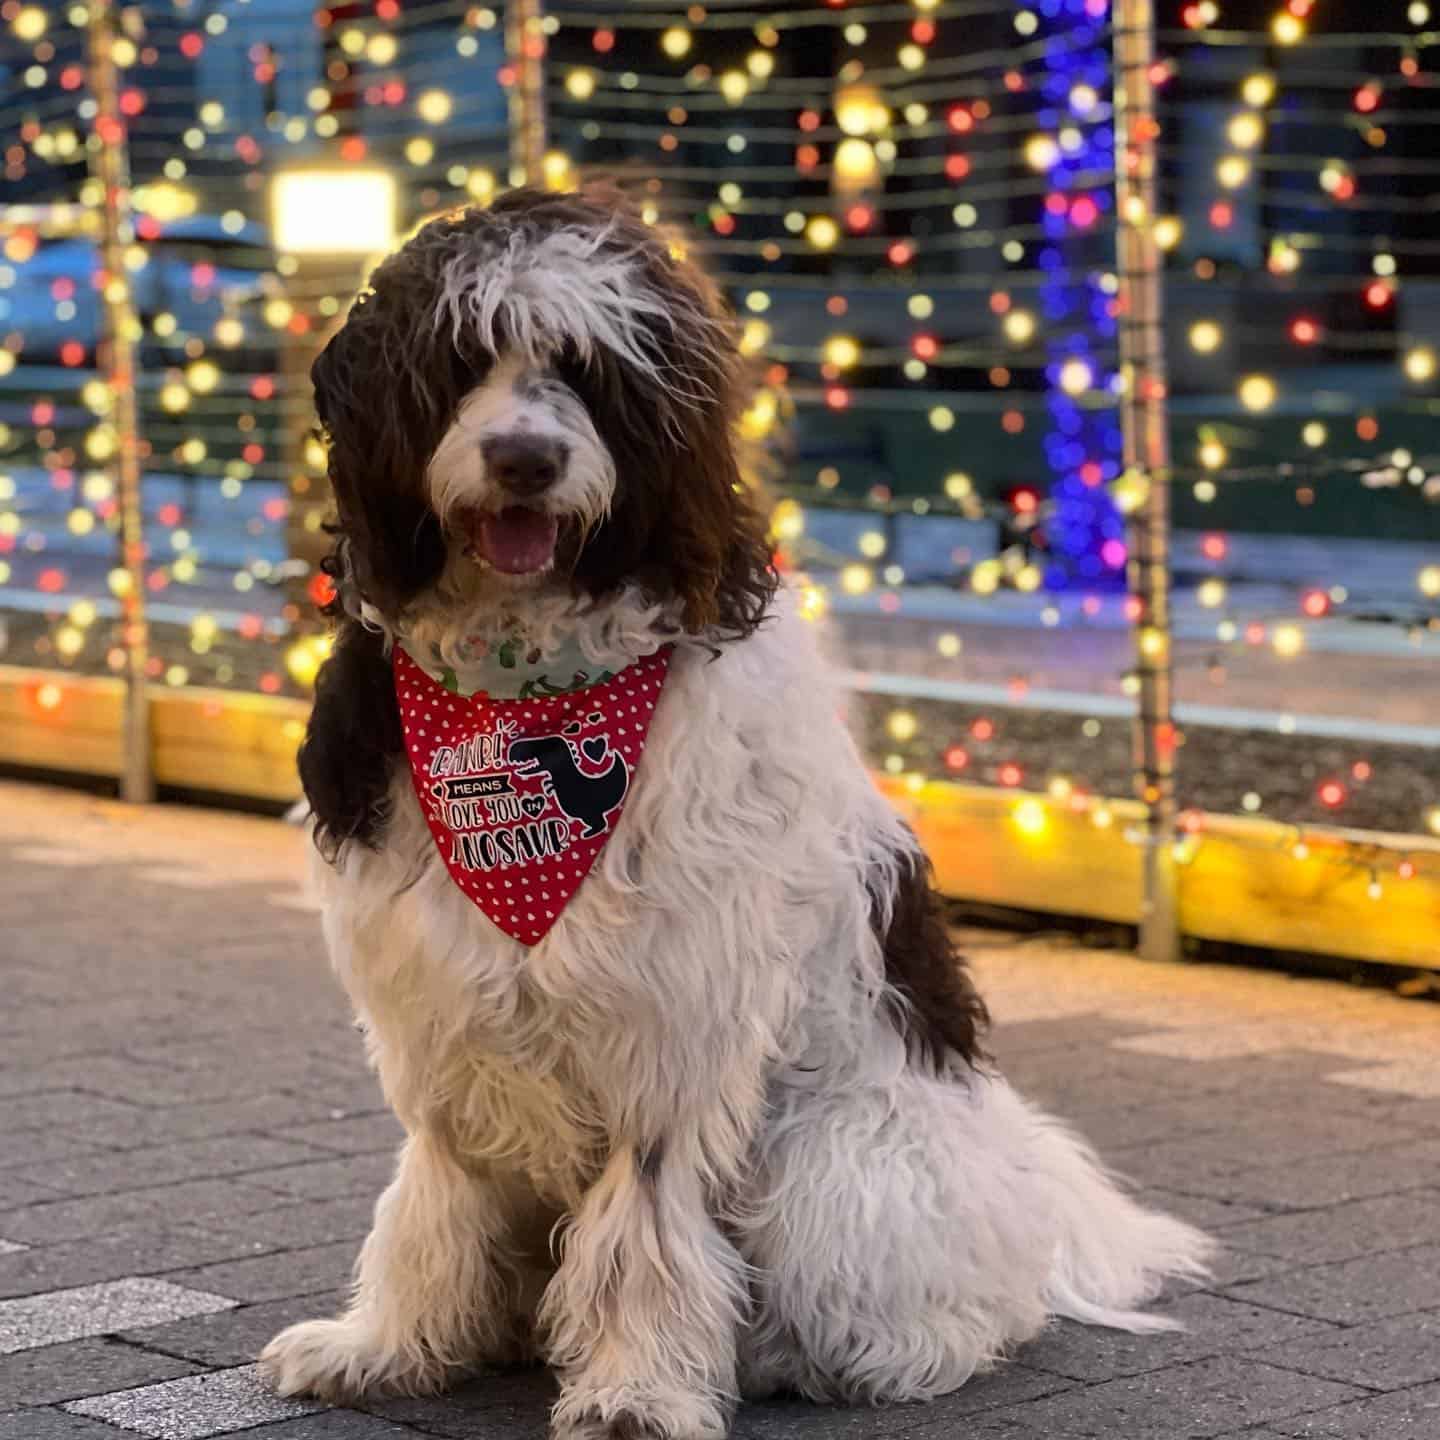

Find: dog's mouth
<box><xmin>464</xmin><ymin>506</ymin><xmax>560</xmax><ymax>576</ymax></box>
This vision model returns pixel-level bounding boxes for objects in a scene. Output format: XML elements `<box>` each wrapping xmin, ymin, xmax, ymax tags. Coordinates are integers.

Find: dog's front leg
<box><xmin>542</xmin><ymin>1136</ymin><xmax>746</xmax><ymax>1440</ymax></box>
<box><xmin>261</xmin><ymin>1129</ymin><xmax>527</xmax><ymax>1402</ymax></box>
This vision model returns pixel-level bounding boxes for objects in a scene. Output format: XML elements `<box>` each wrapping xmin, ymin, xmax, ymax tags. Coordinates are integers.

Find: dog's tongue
<box><xmin>473</xmin><ymin>507</ymin><xmax>559</xmax><ymax>575</ymax></box>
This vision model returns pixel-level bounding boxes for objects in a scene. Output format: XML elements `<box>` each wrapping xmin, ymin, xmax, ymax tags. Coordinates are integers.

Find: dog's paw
<box><xmin>259</xmin><ymin>1317</ymin><xmax>441</xmax><ymax>1403</ymax></box>
<box><xmin>551</xmin><ymin>1385</ymin><xmax>730</xmax><ymax>1440</ymax></box>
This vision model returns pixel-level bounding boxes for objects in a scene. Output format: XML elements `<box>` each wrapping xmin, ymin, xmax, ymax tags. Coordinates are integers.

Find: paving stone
<box><xmin>368</xmin><ymin>1369</ymin><xmax>559</xmax><ymax>1439</ymax></box>
<box><xmin>162</xmin><ymin>1240</ymin><xmax>357</xmax><ymax>1304</ymax></box>
<box><xmin>0</xmin><ymin>1177</ymin><xmax>289</xmax><ymax>1244</ymax></box>
<box><xmin>1266</xmin><ymin>1382</ymin><xmax>1440</xmax><ymax>1437</ymax></box>
<box><xmin>0</xmin><ymin>1277</ymin><xmax>235</xmax><ymax>1356</ymax></box>
<box><xmin>1256</xmin><ymin>1309</ymin><xmax>1440</xmax><ymax>1392</ymax></box>
<box><xmin>122</xmin><ymin>1290</ymin><xmax>348</xmax><ymax>1368</ymax></box>
<box><xmin>1227</xmin><ymin>1243</ymin><xmax>1440</xmax><ymax>1325</ymax></box>
<box><xmin>240</xmin><ymin>1416</ymin><xmax>430</xmax><ymax>1437</ymax></box>
<box><xmin>0</xmin><ymin>1129</ymin><xmax>110</xmax><ymax>1172</ymax></box>
<box><xmin>66</xmin><ymin>1362</ymin><xmax>324</xmax><ymax>1437</ymax></box>
<box><xmin>0</xmin><ymin>1411</ymin><xmax>133</xmax><ymax>1439</ymax></box>
<box><xmin>0</xmin><ymin>1220</ymin><xmax>275</xmax><ymax>1301</ymax></box>
<box><xmin>246</xmin><ymin>1152</ymin><xmax>398</xmax><ymax>1202</ymax></box>
<box><xmin>280</xmin><ymin>1114</ymin><xmax>405</xmax><ymax>1156</ymax></box>
<box><xmin>965</xmin><ymin>1356</ymin><xmax>1365</xmax><ymax>1437</ymax></box>
<box><xmin>0</xmin><ymin>1240</ymin><xmax>24</xmax><ymax>1256</ymax></box>
<box><xmin>1136</xmin><ymin>1187</ymin><xmax>1274</xmax><ymax>1231</ymax></box>
<box><xmin>1220</xmin><ymin>1191</ymin><xmax>1436</xmax><ymax>1266</ymax></box>
<box><xmin>0</xmin><ymin>1334</ymin><xmax>202</xmax><ymax>1405</ymax></box>
<box><xmin>202</xmin><ymin>1195</ymin><xmax>376</xmax><ymax>1255</ymax></box>
<box><xmin>1017</xmin><ymin>1292</ymin><xmax>1340</xmax><ymax>1382</ymax></box>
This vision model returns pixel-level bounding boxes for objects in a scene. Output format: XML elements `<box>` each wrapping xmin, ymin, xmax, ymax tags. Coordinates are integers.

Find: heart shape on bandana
<box><xmin>394</xmin><ymin>645</ymin><xmax>673</xmax><ymax>946</ymax></box>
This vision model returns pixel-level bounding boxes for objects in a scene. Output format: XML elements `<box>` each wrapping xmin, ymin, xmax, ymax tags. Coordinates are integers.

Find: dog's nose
<box><xmin>482</xmin><ymin>435</ymin><xmax>566</xmax><ymax>498</ymax></box>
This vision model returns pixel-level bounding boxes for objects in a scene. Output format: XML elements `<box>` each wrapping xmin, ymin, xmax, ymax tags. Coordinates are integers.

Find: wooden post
<box><xmin>506</xmin><ymin>0</ymin><xmax>546</xmax><ymax>185</ymax></box>
<box><xmin>1113</xmin><ymin>0</ymin><xmax>1179</xmax><ymax>962</ymax></box>
<box><xmin>87</xmin><ymin>0</ymin><xmax>153</xmax><ymax>803</ymax></box>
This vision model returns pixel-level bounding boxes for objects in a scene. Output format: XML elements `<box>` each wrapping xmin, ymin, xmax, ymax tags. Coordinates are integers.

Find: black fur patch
<box><xmin>637</xmin><ymin>1140</ymin><xmax>664</xmax><ymax>1185</ymax></box>
<box><xmin>875</xmin><ymin>844</ymin><xmax>989</xmax><ymax>1071</ymax></box>
<box><xmin>299</xmin><ymin>618</ymin><xmax>404</xmax><ymax>861</ymax></box>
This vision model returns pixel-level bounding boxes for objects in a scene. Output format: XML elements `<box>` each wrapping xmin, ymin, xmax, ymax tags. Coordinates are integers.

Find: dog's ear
<box><xmin>311</xmin><ymin>245</ymin><xmax>478</xmax><ymax>616</ymax></box>
<box><xmin>562</xmin><ymin>203</ymin><xmax>777</xmax><ymax>639</ymax></box>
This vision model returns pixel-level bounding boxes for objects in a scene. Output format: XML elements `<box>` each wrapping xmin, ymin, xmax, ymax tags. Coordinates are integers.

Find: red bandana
<box><xmin>394</xmin><ymin>645</ymin><xmax>672</xmax><ymax>945</ymax></box>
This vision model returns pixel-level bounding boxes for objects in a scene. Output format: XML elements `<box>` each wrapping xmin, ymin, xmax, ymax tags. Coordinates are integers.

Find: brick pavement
<box><xmin>2</xmin><ymin>779</ymin><xmax>1438</xmax><ymax>1438</ymax></box>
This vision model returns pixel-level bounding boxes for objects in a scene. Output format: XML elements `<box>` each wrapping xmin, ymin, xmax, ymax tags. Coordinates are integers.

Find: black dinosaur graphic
<box><xmin>508</xmin><ymin>733</ymin><xmax>629</xmax><ymax>839</ymax></box>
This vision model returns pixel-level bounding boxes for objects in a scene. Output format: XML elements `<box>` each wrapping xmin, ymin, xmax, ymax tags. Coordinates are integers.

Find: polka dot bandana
<box><xmin>394</xmin><ymin>644</ymin><xmax>673</xmax><ymax>946</ymax></box>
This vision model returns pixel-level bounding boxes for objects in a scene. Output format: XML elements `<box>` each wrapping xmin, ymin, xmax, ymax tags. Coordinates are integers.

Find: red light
<box><xmin>32</xmin><ymin>401</ymin><xmax>54</xmax><ymax>427</ymax></box>
<box><xmin>191</xmin><ymin>263</ymin><xmax>216</xmax><ymax>289</ymax></box>
<box><xmin>1244</xmin><ymin>622</ymin><xmax>1266</xmax><ymax>645</ymax></box>
<box><xmin>1201</xmin><ymin>533</ymin><xmax>1228</xmax><ymax>561</ymax></box>
<box><xmin>1365</xmin><ymin>281</ymin><xmax>1393</xmax><ymax>310</ymax></box>
<box><xmin>824</xmin><ymin>386</ymin><xmax>849</xmax><ymax>411</ymax></box>
<box><xmin>340</xmin><ymin>136</ymin><xmax>367</xmax><ymax>162</ymax></box>
<box><xmin>1399</xmin><ymin>860</ymin><xmax>1416</xmax><ymax>880</ymax></box>
<box><xmin>593</xmin><ymin>28</ymin><xmax>615</xmax><ymax>53</ymax></box>
<box><xmin>1010</xmin><ymin>486</ymin><xmax>1040</xmax><ymax>515</ymax></box>
<box><xmin>119</xmin><ymin>89</ymin><xmax>145</xmax><ymax>117</ymax></box>
<box><xmin>1080</xmin><ymin>461</ymin><xmax>1103</xmax><ymax>487</ymax></box>
<box><xmin>262</xmin><ymin>498</ymin><xmax>289</xmax><ymax>522</ymax></box>
<box><xmin>999</xmin><ymin>763</ymin><xmax>1023</xmax><ymax>788</ymax></box>
<box><xmin>383</xmin><ymin>80</ymin><xmax>405</xmax><ymax>106</ymax></box>
<box><xmin>1045</xmin><ymin>193</ymin><xmax>1068</xmax><ymax>217</ymax></box>
<box><xmin>845</xmin><ymin>204</ymin><xmax>873</xmax><ymax>231</ymax></box>
<box><xmin>146</xmin><ymin>569</ymin><xmax>170</xmax><ymax>592</ymax></box>
<box><xmin>947</xmin><ymin>106</ymin><xmax>973</xmax><ymax>134</ymax></box>
<box><xmin>1070</xmin><ymin>196</ymin><xmax>1099</xmax><ymax>229</ymax></box>
<box><xmin>1182</xmin><ymin>3</ymin><xmax>1205</xmax><ymax>27</ymax></box>
<box><xmin>250</xmin><ymin>376</ymin><xmax>275</xmax><ymax>401</ymax></box>
<box><xmin>1318</xmin><ymin>780</ymin><xmax>1347</xmax><ymax>809</ymax></box>
<box><xmin>712</xmin><ymin>213</ymin><xmax>735</xmax><ymax>237</ymax></box>
<box><xmin>238</xmin><ymin>614</ymin><xmax>263</xmax><ymax>639</ymax></box>
<box><xmin>796</xmin><ymin>144</ymin><xmax>819</xmax><ymax>172</ymax></box>
<box><xmin>798</xmin><ymin>110</ymin><xmax>820</xmax><ymax>133</ymax></box>
<box><xmin>887</xmin><ymin>241</ymin><xmax>914</xmax><ymax>266</ymax></box>
<box><xmin>259</xmin><ymin>673</ymin><xmax>282</xmax><ymax>694</ymax></box>
<box><xmin>1301</xmin><ymin>589</ymin><xmax>1330</xmax><ymax>618</ymax></box>
<box><xmin>1354</xmin><ymin>85</ymin><xmax>1380</xmax><ymax>113</ymax></box>
<box><xmin>1180</xmin><ymin>810</ymin><xmax>1204</xmax><ymax>834</ymax></box>
<box><xmin>60</xmin><ymin>65</ymin><xmax>84</xmax><ymax>89</ymax></box>
<box><xmin>376</xmin><ymin>0</ymin><xmax>399</xmax><ymax>18</ymax></box>
<box><xmin>180</xmin><ymin>33</ymin><xmax>203</xmax><ymax>59</ymax></box>
<box><xmin>971</xmin><ymin>718</ymin><xmax>995</xmax><ymax>741</ymax></box>
<box><xmin>157</xmin><ymin>503</ymin><xmax>181</xmax><ymax>527</ymax></box>
<box><xmin>37</xmin><ymin>568</ymin><xmax>66</xmax><ymax>593</ymax></box>
<box><xmin>1001</xmin><ymin>410</ymin><xmax>1025</xmax><ymax>435</ymax></box>
<box><xmin>1004</xmin><ymin>70</ymin><xmax>1025</xmax><ymax>93</ymax></box>
<box><xmin>990</xmin><ymin>291</ymin><xmax>1011</xmax><ymax>315</ymax></box>
<box><xmin>945</xmin><ymin>155</ymin><xmax>971</xmax><ymax>181</ymax></box>
<box><xmin>1332</xmin><ymin>175</ymin><xmax>1356</xmax><ymax>202</ymax></box>
<box><xmin>1289</xmin><ymin>317</ymin><xmax>1321</xmax><ymax>346</ymax></box>
<box><xmin>1209</xmin><ymin>202</ymin><xmax>1234</xmax><ymax>230</ymax></box>
<box><xmin>1352</xmin><ymin>760</ymin><xmax>1372</xmax><ymax>782</ymax></box>
<box><xmin>1124</xmin><ymin>596</ymin><xmax>1143</xmax><ymax>623</ymax></box>
<box><xmin>944</xmin><ymin>746</ymin><xmax>969</xmax><ymax>772</ymax></box>
<box><xmin>59</xmin><ymin>341</ymin><xmax>85</xmax><ymax>368</ymax></box>
<box><xmin>912</xmin><ymin>334</ymin><xmax>939</xmax><ymax>361</ymax></box>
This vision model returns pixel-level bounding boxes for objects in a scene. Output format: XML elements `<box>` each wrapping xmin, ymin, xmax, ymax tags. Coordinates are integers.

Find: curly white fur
<box><xmin>261</xmin><ymin>588</ymin><xmax>1211</xmax><ymax>1436</ymax></box>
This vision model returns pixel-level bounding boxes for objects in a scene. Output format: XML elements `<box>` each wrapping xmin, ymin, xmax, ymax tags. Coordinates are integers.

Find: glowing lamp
<box><xmin>271</xmin><ymin>170</ymin><xmax>397</xmax><ymax>255</ymax></box>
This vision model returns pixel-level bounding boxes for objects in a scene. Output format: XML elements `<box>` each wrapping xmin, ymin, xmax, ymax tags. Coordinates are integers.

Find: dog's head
<box><xmin>311</xmin><ymin>186</ymin><xmax>775</xmax><ymax>641</ymax></box>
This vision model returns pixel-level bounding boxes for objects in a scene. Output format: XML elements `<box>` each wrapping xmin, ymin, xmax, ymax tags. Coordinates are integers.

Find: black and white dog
<box><xmin>261</xmin><ymin>187</ymin><xmax>1209</xmax><ymax>1439</ymax></box>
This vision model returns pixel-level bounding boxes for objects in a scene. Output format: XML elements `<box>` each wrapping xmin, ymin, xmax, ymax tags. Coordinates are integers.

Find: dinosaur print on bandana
<box><xmin>394</xmin><ymin>645</ymin><xmax>672</xmax><ymax>945</ymax></box>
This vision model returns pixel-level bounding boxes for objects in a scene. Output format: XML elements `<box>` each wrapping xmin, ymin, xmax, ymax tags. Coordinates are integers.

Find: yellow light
<box><xmin>770</xmin><ymin>499</ymin><xmax>804</xmax><ymax>543</ymax></box>
<box><xmin>1024</xmin><ymin>134</ymin><xmax>1060</xmax><ymax>172</ymax></box>
<box><xmin>69</xmin><ymin>600</ymin><xmax>97</xmax><ymax>628</ymax></box>
<box><xmin>1242</xmin><ymin>72</ymin><xmax>1276</xmax><ymax>107</ymax></box>
<box><xmin>806</xmin><ymin>215</ymin><xmax>840</xmax><ymax>250</ymax></box>
<box><xmin>833</xmin><ymin>137</ymin><xmax>879</xmax><ymax>187</ymax></box>
<box><xmin>897</xmin><ymin>43</ymin><xmax>926</xmax><ymax>71</ymax></box>
<box><xmin>405</xmin><ymin>137</ymin><xmax>434</xmax><ymax>166</ymax></box>
<box><xmin>1238</xmin><ymin>374</ymin><xmax>1277</xmax><ymax>412</ymax></box>
<box><xmin>36</xmin><ymin>682</ymin><xmax>63</xmax><ymax>711</ymax></box>
<box><xmin>467</xmin><ymin>169</ymin><xmax>496</xmax><ymax>203</ymax></box>
<box><xmin>857</xmin><ymin>530</ymin><xmax>887</xmax><ymax>559</ymax></box>
<box><xmin>1013</xmin><ymin>799</ymin><xmax>1048</xmax><ymax>838</ymax></box>
<box><xmin>1216</xmin><ymin>155</ymin><xmax>1251</xmax><ymax>190</ymax></box>
<box><xmin>66</xmin><ymin>509</ymin><xmax>95</xmax><ymax>537</ymax></box>
<box><xmin>929</xmin><ymin>406</ymin><xmax>955</xmax><ymax>433</ymax></box>
<box><xmin>840</xmin><ymin>563</ymin><xmax>873</xmax><ymax>595</ymax></box>
<box><xmin>886</xmin><ymin>709</ymin><xmax>919</xmax><ymax>742</ymax></box>
<box><xmin>160</xmin><ymin>382</ymin><xmax>190</xmax><ymax>413</ymax></box>
<box><xmin>186</xmin><ymin>360</ymin><xmax>220</xmax><ymax>394</ymax></box>
<box><xmin>1302</xmin><ymin>422</ymin><xmax>1327</xmax><ymax>448</ymax></box>
<box><xmin>55</xmin><ymin>625</ymin><xmax>84</xmax><ymax>659</ymax></box>
<box><xmin>719</xmin><ymin>70</ymin><xmax>750</xmax><ymax>104</ymax></box>
<box><xmin>367</xmin><ymin>33</ymin><xmax>397</xmax><ymax>65</ymax></box>
<box><xmin>1272</xmin><ymin>624</ymin><xmax>1305</xmax><ymax>658</ymax></box>
<box><xmin>944</xmin><ymin>472</ymin><xmax>973</xmax><ymax>500</ymax></box>
<box><xmin>739</xmin><ymin>391</ymin><xmax>778</xmax><ymax>441</ymax></box>
<box><xmin>1153</xmin><ymin>217</ymin><xmax>1183</xmax><ymax>251</ymax></box>
<box><xmin>1419</xmin><ymin>564</ymin><xmax>1440</xmax><ymax>598</ymax></box>
<box><xmin>1016</xmin><ymin>564</ymin><xmax>1042</xmax><ymax>593</ymax></box>
<box><xmin>12</xmin><ymin>7</ymin><xmax>46</xmax><ymax>41</ymax></box>
<box><xmin>1198</xmin><ymin>578</ymin><xmax>1227</xmax><ymax>608</ymax></box>
<box><xmin>824</xmin><ymin>335</ymin><xmax>861</xmax><ymax>370</ymax></box>
<box><xmin>1139</xmin><ymin>627</ymin><xmax>1168</xmax><ymax>661</ymax></box>
<box><xmin>214</xmin><ymin>317</ymin><xmax>244</xmax><ymax>347</ymax></box>
<box><xmin>417</xmin><ymin>90</ymin><xmax>453</xmax><ymax>125</ymax></box>
<box><xmin>565</xmin><ymin>69</ymin><xmax>596</xmax><ymax>102</ymax></box>
<box><xmin>1404</xmin><ymin>347</ymin><xmax>1437</xmax><ymax>383</ymax></box>
<box><xmin>797</xmin><ymin>583</ymin><xmax>828</xmax><ymax>622</ymax></box>
<box><xmin>1189</xmin><ymin>321</ymin><xmax>1223</xmax><ymax>354</ymax></box>
<box><xmin>971</xmin><ymin>559</ymin><xmax>1001</xmax><ymax>595</ymax></box>
<box><xmin>1269</xmin><ymin>239</ymin><xmax>1301</xmax><ymax>275</ymax></box>
<box><xmin>133</xmin><ymin>182</ymin><xmax>198</xmax><ymax>223</ymax></box>
<box><xmin>739</xmin><ymin>318</ymin><xmax>770</xmax><ymax>356</ymax></box>
<box><xmin>1200</xmin><ymin>438</ymin><xmax>1227</xmax><ymax>470</ymax></box>
<box><xmin>1227</xmin><ymin>114</ymin><xmax>1265</xmax><ymax>150</ymax></box>
<box><xmin>541</xmin><ymin>151</ymin><xmax>572</xmax><ymax>189</ymax></box>
<box><xmin>835</xmin><ymin>84</ymin><xmax>889</xmax><ymax>137</ymax></box>
<box><xmin>1112</xmin><ymin>470</ymin><xmax>1150</xmax><ymax>514</ymax></box>
<box><xmin>285</xmin><ymin>635</ymin><xmax>333</xmax><ymax>689</ymax></box>
<box><xmin>152</xmin><ymin>312</ymin><xmax>178</xmax><ymax>338</ymax></box>
<box><xmin>165</xmin><ymin>665</ymin><xmax>190</xmax><ymax>687</ymax></box>
<box><xmin>1059</xmin><ymin>359</ymin><xmax>1093</xmax><ymax>395</ymax></box>
<box><xmin>1272</xmin><ymin>12</ymin><xmax>1304</xmax><ymax>44</ymax></box>
<box><xmin>660</xmin><ymin>27</ymin><xmax>692</xmax><ymax>60</ymax></box>
<box><xmin>1426</xmin><ymin>806</ymin><xmax>1440</xmax><ymax>836</ymax></box>
<box><xmin>1004</xmin><ymin>310</ymin><xmax>1037</xmax><ymax>345</ymax></box>
<box><xmin>747</xmin><ymin>50</ymin><xmax>774</xmax><ymax>80</ymax></box>
<box><xmin>937</xmin><ymin>632</ymin><xmax>962</xmax><ymax>658</ymax></box>
<box><xmin>271</xmin><ymin>170</ymin><xmax>396</xmax><ymax>255</ymax></box>
<box><xmin>908</xmin><ymin>295</ymin><xmax>934</xmax><ymax>320</ymax></box>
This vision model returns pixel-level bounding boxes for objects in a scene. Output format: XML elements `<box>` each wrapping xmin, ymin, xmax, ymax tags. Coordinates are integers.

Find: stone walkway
<box><xmin>2</xmin><ymin>779</ymin><xmax>1438</xmax><ymax>1438</ymax></box>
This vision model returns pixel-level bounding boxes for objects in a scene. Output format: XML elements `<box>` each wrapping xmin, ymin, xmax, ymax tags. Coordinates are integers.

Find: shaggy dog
<box><xmin>260</xmin><ymin>187</ymin><xmax>1210</xmax><ymax>1439</ymax></box>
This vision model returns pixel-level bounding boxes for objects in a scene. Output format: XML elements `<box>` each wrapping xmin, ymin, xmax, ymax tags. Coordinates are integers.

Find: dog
<box><xmin>260</xmin><ymin>186</ymin><xmax>1211</xmax><ymax>1439</ymax></box>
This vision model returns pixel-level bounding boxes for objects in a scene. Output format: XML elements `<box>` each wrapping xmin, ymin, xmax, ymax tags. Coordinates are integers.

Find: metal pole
<box><xmin>1113</xmin><ymin>0</ymin><xmax>1178</xmax><ymax>962</ymax></box>
<box><xmin>88</xmin><ymin>0</ymin><xmax>153</xmax><ymax>803</ymax></box>
<box><xmin>506</xmin><ymin>0</ymin><xmax>546</xmax><ymax>186</ymax></box>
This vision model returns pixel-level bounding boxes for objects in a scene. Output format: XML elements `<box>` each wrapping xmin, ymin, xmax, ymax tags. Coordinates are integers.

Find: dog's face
<box><xmin>310</xmin><ymin>187</ymin><xmax>774</xmax><ymax>639</ymax></box>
